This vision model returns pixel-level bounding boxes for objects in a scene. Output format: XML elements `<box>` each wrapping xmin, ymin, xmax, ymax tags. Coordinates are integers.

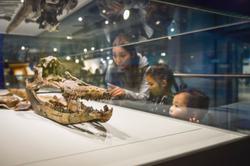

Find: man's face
<box><xmin>146</xmin><ymin>75</ymin><xmax>162</xmax><ymax>96</ymax></box>
<box><xmin>169</xmin><ymin>92</ymin><xmax>190</xmax><ymax>119</ymax></box>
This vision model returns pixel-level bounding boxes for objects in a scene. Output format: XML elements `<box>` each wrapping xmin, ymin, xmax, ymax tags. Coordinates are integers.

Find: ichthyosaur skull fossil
<box><xmin>26</xmin><ymin>56</ymin><xmax>113</xmax><ymax>124</ymax></box>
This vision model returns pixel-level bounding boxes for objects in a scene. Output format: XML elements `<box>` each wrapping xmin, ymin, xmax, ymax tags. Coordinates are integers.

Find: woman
<box><xmin>105</xmin><ymin>33</ymin><xmax>150</xmax><ymax>100</ymax></box>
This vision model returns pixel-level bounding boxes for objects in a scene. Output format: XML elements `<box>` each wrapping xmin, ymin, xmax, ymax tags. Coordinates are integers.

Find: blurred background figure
<box><xmin>97</xmin><ymin>0</ymin><xmax>173</xmax><ymax>42</ymax></box>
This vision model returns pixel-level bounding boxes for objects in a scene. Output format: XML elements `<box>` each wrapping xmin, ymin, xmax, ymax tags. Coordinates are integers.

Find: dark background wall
<box><xmin>165</xmin><ymin>0</ymin><xmax>250</xmax><ymax>17</ymax></box>
<box><xmin>0</xmin><ymin>34</ymin><xmax>4</xmax><ymax>88</ymax></box>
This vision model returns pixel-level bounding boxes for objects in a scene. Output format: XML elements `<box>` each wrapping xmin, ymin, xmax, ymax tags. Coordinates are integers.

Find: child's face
<box><xmin>146</xmin><ymin>75</ymin><xmax>162</xmax><ymax>96</ymax></box>
<box><xmin>169</xmin><ymin>92</ymin><xmax>190</xmax><ymax>119</ymax></box>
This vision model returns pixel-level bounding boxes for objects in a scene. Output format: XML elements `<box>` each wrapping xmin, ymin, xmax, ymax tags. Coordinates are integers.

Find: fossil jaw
<box><xmin>26</xmin><ymin>56</ymin><xmax>113</xmax><ymax>124</ymax></box>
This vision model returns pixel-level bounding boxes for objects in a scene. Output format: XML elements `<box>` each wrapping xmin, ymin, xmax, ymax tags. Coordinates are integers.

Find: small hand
<box><xmin>189</xmin><ymin>117</ymin><xmax>200</xmax><ymax>123</ymax></box>
<box><xmin>108</xmin><ymin>83</ymin><xmax>125</xmax><ymax>99</ymax></box>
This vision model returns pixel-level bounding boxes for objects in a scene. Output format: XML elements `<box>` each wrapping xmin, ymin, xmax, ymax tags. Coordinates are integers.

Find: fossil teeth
<box><xmin>26</xmin><ymin>56</ymin><xmax>113</xmax><ymax>124</ymax></box>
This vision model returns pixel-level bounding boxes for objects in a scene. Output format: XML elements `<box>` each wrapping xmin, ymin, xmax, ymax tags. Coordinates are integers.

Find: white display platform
<box><xmin>0</xmin><ymin>101</ymin><xmax>246</xmax><ymax>166</ymax></box>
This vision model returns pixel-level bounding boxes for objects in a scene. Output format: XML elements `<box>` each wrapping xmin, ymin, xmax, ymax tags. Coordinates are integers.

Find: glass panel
<box><xmin>1</xmin><ymin>0</ymin><xmax>250</xmax><ymax>135</ymax></box>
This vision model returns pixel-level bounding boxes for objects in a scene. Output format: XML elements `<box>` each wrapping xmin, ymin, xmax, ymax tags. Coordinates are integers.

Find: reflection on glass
<box><xmin>1</xmin><ymin>0</ymin><xmax>250</xmax><ymax>135</ymax></box>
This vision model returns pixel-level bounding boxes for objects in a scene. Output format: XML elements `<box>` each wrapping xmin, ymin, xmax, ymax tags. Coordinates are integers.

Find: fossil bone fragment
<box><xmin>0</xmin><ymin>91</ymin><xmax>31</xmax><ymax>111</ymax></box>
<box><xmin>6</xmin><ymin>0</ymin><xmax>78</xmax><ymax>33</ymax></box>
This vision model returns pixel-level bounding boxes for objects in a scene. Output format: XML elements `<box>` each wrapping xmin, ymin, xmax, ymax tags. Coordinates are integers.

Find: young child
<box><xmin>145</xmin><ymin>63</ymin><xmax>174</xmax><ymax>105</ymax></box>
<box><xmin>169</xmin><ymin>89</ymin><xmax>209</xmax><ymax>123</ymax></box>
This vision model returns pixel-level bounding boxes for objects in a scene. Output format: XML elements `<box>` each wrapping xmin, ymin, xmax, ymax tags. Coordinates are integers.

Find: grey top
<box><xmin>105</xmin><ymin>54</ymin><xmax>150</xmax><ymax>100</ymax></box>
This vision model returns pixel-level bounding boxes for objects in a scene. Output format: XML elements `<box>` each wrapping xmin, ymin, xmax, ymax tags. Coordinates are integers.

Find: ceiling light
<box><xmin>158</xmin><ymin>59</ymin><xmax>165</xmax><ymax>64</ymax></box>
<box><xmin>101</xmin><ymin>59</ymin><xmax>106</xmax><ymax>64</ymax></box>
<box><xmin>78</xmin><ymin>17</ymin><xmax>83</xmax><ymax>22</ymax></box>
<box><xmin>21</xmin><ymin>46</ymin><xmax>25</xmax><ymax>50</ymax></box>
<box><xmin>155</xmin><ymin>20</ymin><xmax>160</xmax><ymax>25</ymax></box>
<box><xmin>123</xmin><ymin>9</ymin><xmax>130</xmax><ymax>20</ymax></box>
<box><xmin>106</xmin><ymin>56</ymin><xmax>110</xmax><ymax>60</ymax></box>
<box><xmin>102</xmin><ymin>10</ymin><xmax>106</xmax><ymax>14</ymax></box>
<box><xmin>20</xmin><ymin>0</ymin><xmax>24</xmax><ymax>3</ymax></box>
<box><xmin>100</xmin><ymin>48</ymin><xmax>104</xmax><ymax>52</ymax></box>
<box><xmin>108</xmin><ymin>60</ymin><xmax>113</xmax><ymax>65</ymax></box>
<box><xmin>83</xmin><ymin>48</ymin><xmax>87</xmax><ymax>53</ymax></box>
<box><xmin>75</xmin><ymin>59</ymin><xmax>80</xmax><ymax>63</ymax></box>
<box><xmin>53</xmin><ymin>48</ymin><xmax>58</xmax><ymax>52</ymax></box>
<box><xmin>66</xmin><ymin>56</ymin><xmax>71</xmax><ymax>61</ymax></box>
<box><xmin>105</xmin><ymin>20</ymin><xmax>109</xmax><ymax>25</ymax></box>
<box><xmin>161</xmin><ymin>52</ymin><xmax>166</xmax><ymax>56</ymax></box>
<box><xmin>66</xmin><ymin>36</ymin><xmax>73</xmax><ymax>40</ymax></box>
<box><xmin>91</xmin><ymin>47</ymin><xmax>95</xmax><ymax>51</ymax></box>
<box><xmin>170</xmin><ymin>28</ymin><xmax>175</xmax><ymax>32</ymax></box>
<box><xmin>168</xmin><ymin>36</ymin><xmax>172</xmax><ymax>40</ymax></box>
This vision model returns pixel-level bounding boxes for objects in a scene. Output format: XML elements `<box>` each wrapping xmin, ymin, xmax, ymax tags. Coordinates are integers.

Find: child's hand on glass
<box><xmin>189</xmin><ymin>116</ymin><xmax>200</xmax><ymax>123</ymax></box>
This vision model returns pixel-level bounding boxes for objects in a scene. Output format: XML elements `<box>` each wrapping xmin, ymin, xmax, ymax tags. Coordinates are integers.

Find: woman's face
<box><xmin>169</xmin><ymin>92</ymin><xmax>190</xmax><ymax>120</ymax></box>
<box><xmin>113</xmin><ymin>46</ymin><xmax>131</xmax><ymax>69</ymax></box>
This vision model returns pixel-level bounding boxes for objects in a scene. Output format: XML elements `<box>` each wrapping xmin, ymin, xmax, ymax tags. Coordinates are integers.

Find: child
<box><xmin>169</xmin><ymin>89</ymin><xmax>209</xmax><ymax>123</ymax></box>
<box><xmin>145</xmin><ymin>63</ymin><xmax>174</xmax><ymax>105</ymax></box>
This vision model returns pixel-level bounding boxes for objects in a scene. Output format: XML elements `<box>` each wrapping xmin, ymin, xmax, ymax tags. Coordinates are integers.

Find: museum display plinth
<box><xmin>0</xmin><ymin>100</ymin><xmax>246</xmax><ymax>166</ymax></box>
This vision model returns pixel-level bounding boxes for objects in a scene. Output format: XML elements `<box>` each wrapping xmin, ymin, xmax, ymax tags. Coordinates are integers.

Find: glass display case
<box><xmin>0</xmin><ymin>0</ymin><xmax>250</xmax><ymax>165</ymax></box>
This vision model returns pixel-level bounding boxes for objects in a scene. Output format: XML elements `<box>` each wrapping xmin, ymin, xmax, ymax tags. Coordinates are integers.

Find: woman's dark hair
<box><xmin>146</xmin><ymin>63</ymin><xmax>174</xmax><ymax>92</ymax></box>
<box><xmin>112</xmin><ymin>33</ymin><xmax>139</xmax><ymax>67</ymax></box>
